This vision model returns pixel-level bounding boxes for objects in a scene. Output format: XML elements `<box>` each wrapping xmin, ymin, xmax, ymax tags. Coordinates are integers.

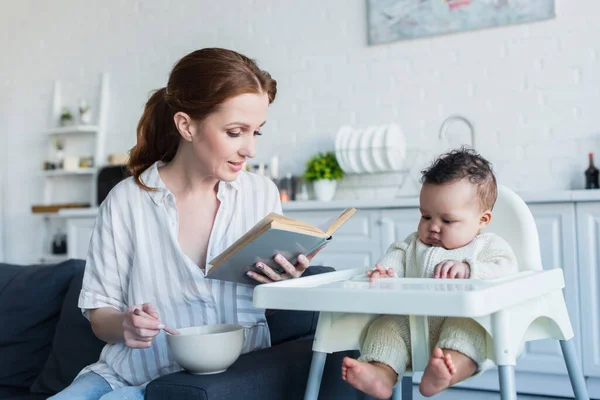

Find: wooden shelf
<box><xmin>47</xmin><ymin>125</ymin><xmax>99</xmax><ymax>135</ymax></box>
<box><xmin>32</xmin><ymin>203</ymin><xmax>91</xmax><ymax>214</ymax></box>
<box><xmin>42</xmin><ymin>168</ymin><xmax>97</xmax><ymax>177</ymax></box>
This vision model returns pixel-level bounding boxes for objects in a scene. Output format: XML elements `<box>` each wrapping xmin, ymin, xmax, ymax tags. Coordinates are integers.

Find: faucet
<box><xmin>438</xmin><ymin>115</ymin><xmax>475</xmax><ymax>149</ymax></box>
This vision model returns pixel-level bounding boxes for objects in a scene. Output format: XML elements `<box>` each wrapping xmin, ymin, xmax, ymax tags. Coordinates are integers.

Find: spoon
<box><xmin>133</xmin><ymin>308</ymin><xmax>180</xmax><ymax>335</ymax></box>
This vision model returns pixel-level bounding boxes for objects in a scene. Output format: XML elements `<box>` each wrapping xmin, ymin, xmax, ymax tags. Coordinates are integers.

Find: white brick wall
<box><xmin>1</xmin><ymin>0</ymin><xmax>599</xmax><ymax>263</ymax></box>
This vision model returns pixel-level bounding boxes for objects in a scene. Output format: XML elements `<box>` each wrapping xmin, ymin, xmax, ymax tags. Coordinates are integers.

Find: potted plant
<box><xmin>78</xmin><ymin>100</ymin><xmax>92</xmax><ymax>124</ymax></box>
<box><xmin>59</xmin><ymin>107</ymin><xmax>73</xmax><ymax>126</ymax></box>
<box><xmin>303</xmin><ymin>151</ymin><xmax>344</xmax><ymax>201</ymax></box>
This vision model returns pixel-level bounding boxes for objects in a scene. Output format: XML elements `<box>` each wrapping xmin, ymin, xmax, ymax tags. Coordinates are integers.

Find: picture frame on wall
<box><xmin>367</xmin><ymin>0</ymin><xmax>556</xmax><ymax>45</ymax></box>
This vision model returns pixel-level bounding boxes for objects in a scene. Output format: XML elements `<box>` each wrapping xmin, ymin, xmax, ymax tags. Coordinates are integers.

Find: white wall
<box><xmin>1</xmin><ymin>0</ymin><xmax>599</xmax><ymax>263</ymax></box>
<box><xmin>0</xmin><ymin>72</ymin><xmax>7</xmax><ymax>262</ymax></box>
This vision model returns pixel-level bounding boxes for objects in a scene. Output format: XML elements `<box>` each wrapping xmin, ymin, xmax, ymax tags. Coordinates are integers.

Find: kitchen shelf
<box><xmin>42</xmin><ymin>168</ymin><xmax>98</xmax><ymax>177</ymax></box>
<box><xmin>31</xmin><ymin>203</ymin><xmax>91</xmax><ymax>214</ymax></box>
<box><xmin>47</xmin><ymin>125</ymin><xmax>99</xmax><ymax>136</ymax></box>
<box><xmin>33</xmin><ymin>73</ymin><xmax>109</xmax><ymax>267</ymax></box>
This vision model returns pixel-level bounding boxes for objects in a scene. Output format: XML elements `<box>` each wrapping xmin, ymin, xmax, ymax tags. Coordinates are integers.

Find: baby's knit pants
<box><xmin>358</xmin><ymin>315</ymin><xmax>487</xmax><ymax>378</ymax></box>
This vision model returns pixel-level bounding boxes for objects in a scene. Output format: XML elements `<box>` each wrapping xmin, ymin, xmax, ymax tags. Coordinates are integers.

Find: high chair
<box><xmin>253</xmin><ymin>185</ymin><xmax>589</xmax><ymax>400</ymax></box>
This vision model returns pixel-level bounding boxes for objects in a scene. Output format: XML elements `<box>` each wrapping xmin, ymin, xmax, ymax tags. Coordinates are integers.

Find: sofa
<box><xmin>0</xmin><ymin>259</ymin><xmax>365</xmax><ymax>399</ymax></box>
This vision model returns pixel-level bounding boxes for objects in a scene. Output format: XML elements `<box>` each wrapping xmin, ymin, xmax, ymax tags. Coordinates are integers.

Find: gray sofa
<box><xmin>0</xmin><ymin>259</ymin><xmax>364</xmax><ymax>399</ymax></box>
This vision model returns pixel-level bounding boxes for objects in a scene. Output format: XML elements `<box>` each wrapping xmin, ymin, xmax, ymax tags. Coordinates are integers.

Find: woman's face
<box><xmin>180</xmin><ymin>92</ymin><xmax>269</xmax><ymax>182</ymax></box>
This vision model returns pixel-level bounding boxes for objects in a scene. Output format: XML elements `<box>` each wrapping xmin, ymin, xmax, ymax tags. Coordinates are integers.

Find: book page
<box><xmin>271</xmin><ymin>217</ymin><xmax>327</xmax><ymax>237</ymax></box>
<box><xmin>323</xmin><ymin>208</ymin><xmax>358</xmax><ymax>237</ymax></box>
<box><xmin>317</xmin><ymin>214</ymin><xmax>340</xmax><ymax>234</ymax></box>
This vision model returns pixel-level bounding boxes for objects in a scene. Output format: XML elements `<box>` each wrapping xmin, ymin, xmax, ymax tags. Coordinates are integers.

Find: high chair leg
<box><xmin>493</xmin><ymin>310</ymin><xmax>517</xmax><ymax>400</ymax></box>
<box><xmin>498</xmin><ymin>365</ymin><xmax>517</xmax><ymax>400</ymax></box>
<box><xmin>560</xmin><ymin>339</ymin><xmax>590</xmax><ymax>400</ymax></box>
<box><xmin>402</xmin><ymin>376</ymin><xmax>413</xmax><ymax>400</ymax></box>
<box><xmin>391</xmin><ymin>383</ymin><xmax>402</xmax><ymax>400</ymax></box>
<box><xmin>304</xmin><ymin>351</ymin><xmax>326</xmax><ymax>400</ymax></box>
<box><xmin>391</xmin><ymin>376</ymin><xmax>413</xmax><ymax>400</ymax></box>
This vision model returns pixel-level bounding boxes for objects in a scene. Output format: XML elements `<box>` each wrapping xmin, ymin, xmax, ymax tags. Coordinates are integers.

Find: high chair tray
<box><xmin>253</xmin><ymin>267</ymin><xmax>565</xmax><ymax>318</ymax></box>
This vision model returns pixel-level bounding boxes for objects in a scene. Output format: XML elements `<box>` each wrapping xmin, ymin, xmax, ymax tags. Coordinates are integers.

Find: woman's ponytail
<box><xmin>128</xmin><ymin>87</ymin><xmax>178</xmax><ymax>190</ymax></box>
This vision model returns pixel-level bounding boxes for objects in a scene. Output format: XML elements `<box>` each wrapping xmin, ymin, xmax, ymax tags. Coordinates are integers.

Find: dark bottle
<box><xmin>585</xmin><ymin>152</ymin><xmax>599</xmax><ymax>189</ymax></box>
<box><xmin>51</xmin><ymin>230</ymin><xmax>67</xmax><ymax>255</ymax></box>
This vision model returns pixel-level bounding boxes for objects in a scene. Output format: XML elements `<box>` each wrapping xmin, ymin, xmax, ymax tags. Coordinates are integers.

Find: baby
<box><xmin>342</xmin><ymin>147</ymin><xmax>518</xmax><ymax>399</ymax></box>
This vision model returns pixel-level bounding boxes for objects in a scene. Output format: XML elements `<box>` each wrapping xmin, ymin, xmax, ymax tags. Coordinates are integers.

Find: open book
<box><xmin>206</xmin><ymin>208</ymin><xmax>357</xmax><ymax>285</ymax></box>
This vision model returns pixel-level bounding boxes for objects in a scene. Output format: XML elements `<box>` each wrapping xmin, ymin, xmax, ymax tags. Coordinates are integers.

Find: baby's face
<box><xmin>417</xmin><ymin>179</ymin><xmax>491</xmax><ymax>250</ymax></box>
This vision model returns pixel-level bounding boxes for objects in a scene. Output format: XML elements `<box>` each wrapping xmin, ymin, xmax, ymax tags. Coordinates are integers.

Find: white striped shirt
<box><xmin>77</xmin><ymin>162</ymin><xmax>282</xmax><ymax>388</ymax></box>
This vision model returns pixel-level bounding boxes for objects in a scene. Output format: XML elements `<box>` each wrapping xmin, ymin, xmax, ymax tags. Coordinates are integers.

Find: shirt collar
<box><xmin>224</xmin><ymin>174</ymin><xmax>241</xmax><ymax>191</ymax></box>
<box><xmin>142</xmin><ymin>162</ymin><xmax>240</xmax><ymax>206</ymax></box>
<box><xmin>141</xmin><ymin>162</ymin><xmax>169</xmax><ymax>206</ymax></box>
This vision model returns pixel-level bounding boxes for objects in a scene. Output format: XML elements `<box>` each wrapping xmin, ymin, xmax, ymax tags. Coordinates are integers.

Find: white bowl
<box><xmin>167</xmin><ymin>324</ymin><xmax>245</xmax><ymax>375</ymax></box>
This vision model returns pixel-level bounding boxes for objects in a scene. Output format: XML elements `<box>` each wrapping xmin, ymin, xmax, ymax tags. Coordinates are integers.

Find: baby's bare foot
<box><xmin>419</xmin><ymin>348</ymin><xmax>456</xmax><ymax>397</ymax></box>
<box><xmin>342</xmin><ymin>357</ymin><xmax>397</xmax><ymax>399</ymax></box>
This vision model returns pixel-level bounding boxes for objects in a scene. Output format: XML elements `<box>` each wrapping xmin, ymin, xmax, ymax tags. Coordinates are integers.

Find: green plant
<box><xmin>59</xmin><ymin>107</ymin><xmax>73</xmax><ymax>126</ymax></box>
<box><xmin>78</xmin><ymin>100</ymin><xmax>90</xmax><ymax>115</ymax></box>
<box><xmin>303</xmin><ymin>151</ymin><xmax>344</xmax><ymax>182</ymax></box>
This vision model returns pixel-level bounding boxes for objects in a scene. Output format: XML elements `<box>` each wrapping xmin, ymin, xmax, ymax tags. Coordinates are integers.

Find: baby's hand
<box><xmin>366</xmin><ymin>263</ymin><xmax>396</xmax><ymax>282</ymax></box>
<box><xmin>433</xmin><ymin>260</ymin><xmax>471</xmax><ymax>279</ymax></box>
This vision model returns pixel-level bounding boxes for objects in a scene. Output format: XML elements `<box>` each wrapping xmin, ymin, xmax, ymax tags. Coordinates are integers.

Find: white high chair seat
<box><xmin>253</xmin><ymin>185</ymin><xmax>589</xmax><ymax>400</ymax></box>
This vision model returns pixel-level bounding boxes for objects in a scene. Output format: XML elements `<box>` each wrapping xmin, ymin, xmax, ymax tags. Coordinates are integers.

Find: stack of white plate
<box><xmin>335</xmin><ymin>124</ymin><xmax>407</xmax><ymax>174</ymax></box>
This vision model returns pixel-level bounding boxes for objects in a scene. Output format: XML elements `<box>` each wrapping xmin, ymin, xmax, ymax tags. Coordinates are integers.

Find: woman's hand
<box><xmin>123</xmin><ymin>303</ymin><xmax>161</xmax><ymax>349</ymax></box>
<box><xmin>248</xmin><ymin>247</ymin><xmax>323</xmax><ymax>284</ymax></box>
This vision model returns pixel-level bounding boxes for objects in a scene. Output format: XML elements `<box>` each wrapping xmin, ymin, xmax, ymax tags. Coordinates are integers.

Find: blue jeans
<box><xmin>47</xmin><ymin>372</ymin><xmax>145</xmax><ymax>400</ymax></box>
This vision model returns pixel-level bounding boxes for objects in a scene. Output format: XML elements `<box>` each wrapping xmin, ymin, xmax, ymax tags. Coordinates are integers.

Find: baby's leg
<box><xmin>342</xmin><ymin>315</ymin><xmax>410</xmax><ymax>399</ymax></box>
<box><xmin>420</xmin><ymin>317</ymin><xmax>485</xmax><ymax>397</ymax></box>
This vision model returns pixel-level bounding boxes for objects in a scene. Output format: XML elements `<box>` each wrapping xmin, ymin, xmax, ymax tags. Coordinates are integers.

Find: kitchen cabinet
<box><xmin>378</xmin><ymin>208</ymin><xmax>421</xmax><ymax>253</ymax></box>
<box><xmin>576</xmin><ymin>202</ymin><xmax>600</xmax><ymax>396</ymax></box>
<box><xmin>514</xmin><ymin>203</ymin><xmax>581</xmax><ymax>375</ymax></box>
<box><xmin>66</xmin><ymin>217</ymin><xmax>96</xmax><ymax>261</ymax></box>
<box><xmin>285</xmin><ymin>209</ymin><xmax>382</xmax><ymax>270</ymax></box>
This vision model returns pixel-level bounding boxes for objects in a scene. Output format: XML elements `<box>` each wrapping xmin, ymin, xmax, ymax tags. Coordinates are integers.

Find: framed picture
<box><xmin>367</xmin><ymin>0</ymin><xmax>555</xmax><ymax>45</ymax></box>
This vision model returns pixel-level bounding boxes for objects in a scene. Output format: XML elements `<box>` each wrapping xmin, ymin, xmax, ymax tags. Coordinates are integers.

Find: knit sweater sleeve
<box><xmin>376</xmin><ymin>233</ymin><xmax>415</xmax><ymax>278</ymax></box>
<box><xmin>465</xmin><ymin>234</ymin><xmax>519</xmax><ymax>279</ymax></box>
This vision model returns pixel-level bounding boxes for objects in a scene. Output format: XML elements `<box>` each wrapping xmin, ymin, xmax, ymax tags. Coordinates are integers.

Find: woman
<box><xmin>49</xmin><ymin>48</ymin><xmax>313</xmax><ymax>399</ymax></box>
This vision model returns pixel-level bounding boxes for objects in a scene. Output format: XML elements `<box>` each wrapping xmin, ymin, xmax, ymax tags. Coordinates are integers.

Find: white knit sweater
<box><xmin>379</xmin><ymin>232</ymin><xmax>518</xmax><ymax>279</ymax></box>
<box><xmin>359</xmin><ymin>232</ymin><xmax>519</xmax><ymax>374</ymax></box>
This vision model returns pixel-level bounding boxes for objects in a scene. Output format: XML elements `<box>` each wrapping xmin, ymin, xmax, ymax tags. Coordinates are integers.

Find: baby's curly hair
<box><xmin>421</xmin><ymin>146</ymin><xmax>497</xmax><ymax>211</ymax></box>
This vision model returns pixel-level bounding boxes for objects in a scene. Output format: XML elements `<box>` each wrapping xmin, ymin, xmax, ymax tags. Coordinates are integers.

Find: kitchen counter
<box><xmin>282</xmin><ymin>189</ymin><xmax>600</xmax><ymax>211</ymax></box>
<box><xmin>57</xmin><ymin>189</ymin><xmax>600</xmax><ymax>217</ymax></box>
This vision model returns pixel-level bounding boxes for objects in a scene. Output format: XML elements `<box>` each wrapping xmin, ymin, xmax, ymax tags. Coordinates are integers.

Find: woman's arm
<box><xmin>90</xmin><ymin>307</ymin><xmax>126</xmax><ymax>344</ymax></box>
<box><xmin>79</xmin><ymin>194</ymin><xmax>128</xmax><ymax>320</ymax></box>
<box><xmin>90</xmin><ymin>304</ymin><xmax>162</xmax><ymax>348</ymax></box>
<box><xmin>81</xmin><ymin>190</ymin><xmax>162</xmax><ymax>348</ymax></box>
